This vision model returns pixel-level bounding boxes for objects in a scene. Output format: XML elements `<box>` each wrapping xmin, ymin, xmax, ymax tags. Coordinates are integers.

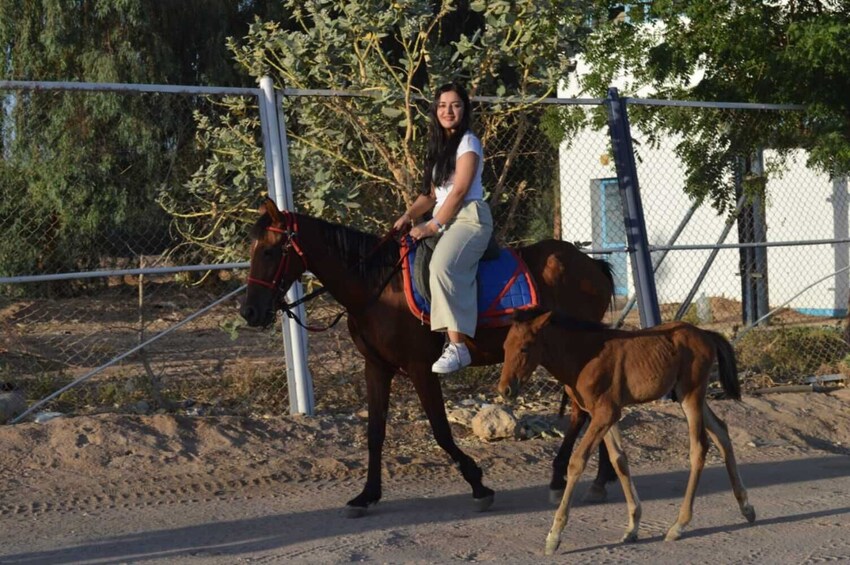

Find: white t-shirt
<box><xmin>434</xmin><ymin>131</ymin><xmax>484</xmax><ymax>208</ymax></box>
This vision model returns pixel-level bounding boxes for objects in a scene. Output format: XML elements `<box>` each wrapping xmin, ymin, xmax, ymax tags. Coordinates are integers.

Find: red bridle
<box><xmin>246</xmin><ymin>211</ymin><xmax>308</xmax><ymax>294</ymax></box>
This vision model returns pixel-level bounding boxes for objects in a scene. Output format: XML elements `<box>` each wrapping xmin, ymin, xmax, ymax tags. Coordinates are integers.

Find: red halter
<box><xmin>246</xmin><ymin>211</ymin><xmax>308</xmax><ymax>293</ymax></box>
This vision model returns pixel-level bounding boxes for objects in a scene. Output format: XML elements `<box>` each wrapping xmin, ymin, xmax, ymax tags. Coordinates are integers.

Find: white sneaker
<box><xmin>431</xmin><ymin>342</ymin><xmax>471</xmax><ymax>374</ymax></box>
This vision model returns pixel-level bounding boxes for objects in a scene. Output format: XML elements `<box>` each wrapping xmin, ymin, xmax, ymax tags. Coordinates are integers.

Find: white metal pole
<box><xmin>259</xmin><ymin>76</ymin><xmax>315</xmax><ymax>415</ymax></box>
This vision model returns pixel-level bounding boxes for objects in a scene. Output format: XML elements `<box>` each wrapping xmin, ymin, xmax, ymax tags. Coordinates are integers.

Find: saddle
<box><xmin>401</xmin><ymin>234</ymin><xmax>538</xmax><ymax>328</ymax></box>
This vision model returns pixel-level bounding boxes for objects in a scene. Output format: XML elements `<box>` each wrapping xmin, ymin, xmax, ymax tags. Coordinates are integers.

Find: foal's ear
<box><xmin>530</xmin><ymin>310</ymin><xmax>554</xmax><ymax>331</ymax></box>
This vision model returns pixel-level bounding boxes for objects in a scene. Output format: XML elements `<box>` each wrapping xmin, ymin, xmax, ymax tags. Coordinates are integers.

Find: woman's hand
<box><xmin>393</xmin><ymin>212</ymin><xmax>412</xmax><ymax>233</ymax></box>
<box><xmin>409</xmin><ymin>220</ymin><xmax>438</xmax><ymax>241</ymax></box>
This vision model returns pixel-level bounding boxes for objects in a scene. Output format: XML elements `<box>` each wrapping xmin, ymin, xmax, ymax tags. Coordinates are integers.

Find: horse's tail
<box><xmin>594</xmin><ymin>258</ymin><xmax>615</xmax><ymax>291</ymax></box>
<box><xmin>592</xmin><ymin>257</ymin><xmax>616</xmax><ymax>316</ymax></box>
<box><xmin>705</xmin><ymin>330</ymin><xmax>741</xmax><ymax>400</ymax></box>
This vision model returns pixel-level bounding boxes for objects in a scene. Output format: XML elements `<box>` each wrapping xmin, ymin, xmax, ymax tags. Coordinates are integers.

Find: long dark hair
<box><xmin>420</xmin><ymin>82</ymin><xmax>472</xmax><ymax>195</ymax></box>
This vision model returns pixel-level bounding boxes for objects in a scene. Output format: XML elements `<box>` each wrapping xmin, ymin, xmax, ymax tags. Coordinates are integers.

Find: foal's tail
<box><xmin>705</xmin><ymin>330</ymin><xmax>741</xmax><ymax>400</ymax></box>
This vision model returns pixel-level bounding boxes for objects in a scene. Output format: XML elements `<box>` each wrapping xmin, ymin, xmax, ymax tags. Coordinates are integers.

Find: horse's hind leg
<box><xmin>546</xmin><ymin>415</ymin><xmax>612</xmax><ymax>555</ymax></box>
<box><xmin>346</xmin><ymin>360</ymin><xmax>394</xmax><ymax>517</ymax></box>
<box><xmin>411</xmin><ymin>367</ymin><xmax>494</xmax><ymax>511</ymax></box>
<box><xmin>704</xmin><ymin>402</ymin><xmax>756</xmax><ymax>523</ymax></box>
<box><xmin>603</xmin><ymin>423</ymin><xmax>642</xmax><ymax>542</ymax></box>
<box><xmin>666</xmin><ymin>392</ymin><xmax>710</xmax><ymax>541</ymax></box>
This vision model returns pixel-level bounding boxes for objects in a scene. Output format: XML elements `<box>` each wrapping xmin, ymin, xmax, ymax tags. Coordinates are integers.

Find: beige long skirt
<box><xmin>429</xmin><ymin>200</ymin><xmax>493</xmax><ymax>337</ymax></box>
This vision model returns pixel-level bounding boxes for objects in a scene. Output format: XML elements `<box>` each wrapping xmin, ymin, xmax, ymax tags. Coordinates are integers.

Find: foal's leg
<box><xmin>411</xmin><ymin>366</ymin><xmax>495</xmax><ymax>511</ymax></box>
<box><xmin>551</xmin><ymin>399</ymin><xmax>616</xmax><ymax>505</ymax></box>
<box><xmin>666</xmin><ymin>392</ymin><xmax>711</xmax><ymax>541</ymax></box>
<box><xmin>603</xmin><ymin>424</ymin><xmax>642</xmax><ymax>542</ymax></box>
<box><xmin>704</xmin><ymin>403</ymin><xmax>756</xmax><ymax>523</ymax></box>
<box><xmin>550</xmin><ymin>405</ymin><xmax>588</xmax><ymax>504</ymax></box>
<box><xmin>545</xmin><ymin>416</ymin><xmax>612</xmax><ymax>555</ymax></box>
<box><xmin>346</xmin><ymin>360</ymin><xmax>394</xmax><ymax>517</ymax></box>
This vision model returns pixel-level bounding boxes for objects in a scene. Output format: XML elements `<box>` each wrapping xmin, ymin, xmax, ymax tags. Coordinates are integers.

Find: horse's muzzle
<box><xmin>240</xmin><ymin>303</ymin><xmax>275</xmax><ymax>328</ymax></box>
<box><xmin>498</xmin><ymin>377</ymin><xmax>521</xmax><ymax>401</ymax></box>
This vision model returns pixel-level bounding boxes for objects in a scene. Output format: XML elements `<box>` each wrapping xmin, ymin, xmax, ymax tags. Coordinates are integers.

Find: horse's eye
<box><xmin>520</xmin><ymin>346</ymin><xmax>529</xmax><ymax>355</ymax></box>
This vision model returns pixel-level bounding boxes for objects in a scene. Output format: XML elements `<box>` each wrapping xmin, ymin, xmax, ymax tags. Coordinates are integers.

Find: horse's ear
<box><xmin>260</xmin><ymin>197</ymin><xmax>282</xmax><ymax>223</ymax></box>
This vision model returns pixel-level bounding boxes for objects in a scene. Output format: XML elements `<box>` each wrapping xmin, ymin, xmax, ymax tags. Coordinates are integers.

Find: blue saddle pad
<box><xmin>401</xmin><ymin>236</ymin><xmax>538</xmax><ymax>328</ymax></box>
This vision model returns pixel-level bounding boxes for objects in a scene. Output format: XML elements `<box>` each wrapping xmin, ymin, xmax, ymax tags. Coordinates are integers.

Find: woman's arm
<box><xmin>393</xmin><ymin>193</ymin><xmax>435</xmax><ymax>232</ymax></box>
<box><xmin>409</xmin><ymin>151</ymin><xmax>477</xmax><ymax>240</ymax></box>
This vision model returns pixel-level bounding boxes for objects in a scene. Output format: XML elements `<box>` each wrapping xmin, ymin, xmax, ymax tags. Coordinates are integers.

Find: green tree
<box><xmin>0</xmin><ymin>0</ymin><xmax>290</xmax><ymax>284</ymax></box>
<box><xmin>571</xmin><ymin>0</ymin><xmax>850</xmax><ymax>211</ymax></box>
<box><xmin>167</xmin><ymin>0</ymin><xmax>603</xmax><ymax>259</ymax></box>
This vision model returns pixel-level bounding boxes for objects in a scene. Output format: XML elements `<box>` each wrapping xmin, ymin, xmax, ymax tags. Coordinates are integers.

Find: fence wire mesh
<box><xmin>1</xmin><ymin>87</ymin><xmax>291</xmax><ymax>418</ymax></box>
<box><xmin>2</xmin><ymin>85</ymin><xmax>848</xmax><ymax>422</ymax></box>
<box><xmin>561</xmin><ymin>102</ymin><xmax>850</xmax><ymax>390</ymax></box>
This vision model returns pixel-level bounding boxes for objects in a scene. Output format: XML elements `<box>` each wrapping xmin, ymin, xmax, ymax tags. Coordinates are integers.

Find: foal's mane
<box><xmin>251</xmin><ymin>212</ymin><xmax>401</xmax><ymax>288</ymax></box>
<box><xmin>514</xmin><ymin>307</ymin><xmax>612</xmax><ymax>332</ymax></box>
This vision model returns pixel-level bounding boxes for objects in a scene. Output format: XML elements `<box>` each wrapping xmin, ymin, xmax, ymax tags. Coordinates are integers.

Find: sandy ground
<box><xmin>1</xmin><ymin>388</ymin><xmax>849</xmax><ymax>564</ymax></box>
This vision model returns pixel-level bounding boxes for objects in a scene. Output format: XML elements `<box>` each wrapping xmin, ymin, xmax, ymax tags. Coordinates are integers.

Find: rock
<box><xmin>0</xmin><ymin>391</ymin><xmax>26</xmax><ymax>424</ymax></box>
<box><xmin>447</xmin><ymin>408</ymin><xmax>476</xmax><ymax>427</ymax></box>
<box><xmin>471</xmin><ymin>405</ymin><xmax>517</xmax><ymax>441</ymax></box>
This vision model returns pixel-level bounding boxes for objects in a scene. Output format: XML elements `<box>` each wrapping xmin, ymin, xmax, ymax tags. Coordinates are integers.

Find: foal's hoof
<box><xmin>345</xmin><ymin>504</ymin><xmax>369</xmax><ymax>518</ymax></box>
<box><xmin>743</xmin><ymin>504</ymin><xmax>756</xmax><ymax>523</ymax></box>
<box><xmin>665</xmin><ymin>524</ymin><xmax>683</xmax><ymax>542</ymax></box>
<box><xmin>549</xmin><ymin>488</ymin><xmax>565</xmax><ymax>506</ymax></box>
<box><xmin>544</xmin><ymin>534</ymin><xmax>561</xmax><ymax>556</ymax></box>
<box><xmin>620</xmin><ymin>530</ymin><xmax>638</xmax><ymax>543</ymax></box>
<box><xmin>581</xmin><ymin>482</ymin><xmax>608</xmax><ymax>504</ymax></box>
<box><xmin>473</xmin><ymin>490</ymin><xmax>495</xmax><ymax>512</ymax></box>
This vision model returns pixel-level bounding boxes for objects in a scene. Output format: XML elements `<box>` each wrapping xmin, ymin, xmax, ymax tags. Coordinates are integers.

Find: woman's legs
<box><xmin>429</xmin><ymin>201</ymin><xmax>492</xmax><ymax>373</ymax></box>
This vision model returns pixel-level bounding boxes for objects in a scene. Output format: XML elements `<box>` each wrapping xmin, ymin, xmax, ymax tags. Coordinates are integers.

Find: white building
<box><xmin>558</xmin><ymin>59</ymin><xmax>849</xmax><ymax>318</ymax></box>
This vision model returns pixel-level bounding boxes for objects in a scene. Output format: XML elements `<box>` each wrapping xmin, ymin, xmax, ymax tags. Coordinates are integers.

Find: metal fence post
<box><xmin>742</xmin><ymin>148</ymin><xmax>770</xmax><ymax>325</ymax></box>
<box><xmin>259</xmin><ymin>76</ymin><xmax>315</xmax><ymax>415</ymax></box>
<box><xmin>605</xmin><ymin>87</ymin><xmax>661</xmax><ymax>328</ymax></box>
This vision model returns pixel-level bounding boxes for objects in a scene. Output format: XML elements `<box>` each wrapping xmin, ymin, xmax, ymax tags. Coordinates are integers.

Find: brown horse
<box><xmin>498</xmin><ymin>308</ymin><xmax>756</xmax><ymax>555</ymax></box>
<box><xmin>240</xmin><ymin>199</ymin><xmax>615</xmax><ymax>516</ymax></box>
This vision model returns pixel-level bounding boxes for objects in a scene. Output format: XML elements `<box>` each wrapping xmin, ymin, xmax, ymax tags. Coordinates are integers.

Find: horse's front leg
<box><xmin>550</xmin><ymin>402</ymin><xmax>589</xmax><ymax>504</ymax></box>
<box><xmin>409</xmin><ymin>365</ymin><xmax>495</xmax><ymax>512</ymax></box>
<box><xmin>346</xmin><ymin>360</ymin><xmax>394</xmax><ymax>517</ymax></box>
<box><xmin>551</xmin><ymin>395</ymin><xmax>617</xmax><ymax>505</ymax></box>
<box><xmin>546</xmin><ymin>415</ymin><xmax>612</xmax><ymax>555</ymax></box>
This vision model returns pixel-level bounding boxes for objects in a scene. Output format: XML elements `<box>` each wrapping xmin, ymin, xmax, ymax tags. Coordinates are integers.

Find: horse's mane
<box><xmin>250</xmin><ymin>212</ymin><xmax>400</xmax><ymax>288</ymax></box>
<box><xmin>513</xmin><ymin>307</ymin><xmax>611</xmax><ymax>332</ymax></box>
<box><xmin>249</xmin><ymin>214</ymin><xmax>400</xmax><ymax>286</ymax></box>
<box><xmin>315</xmin><ymin>216</ymin><xmax>401</xmax><ymax>286</ymax></box>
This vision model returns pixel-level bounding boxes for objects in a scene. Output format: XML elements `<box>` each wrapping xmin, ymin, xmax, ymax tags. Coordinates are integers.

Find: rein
<box><xmin>248</xmin><ymin>210</ymin><xmax>412</xmax><ymax>332</ymax></box>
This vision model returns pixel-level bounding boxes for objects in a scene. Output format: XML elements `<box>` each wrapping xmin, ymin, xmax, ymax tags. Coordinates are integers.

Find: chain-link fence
<box><xmin>560</xmin><ymin>100</ymin><xmax>850</xmax><ymax>391</ymax></box>
<box><xmin>3</xmin><ymin>83</ymin><xmax>847</xmax><ymax>423</ymax></box>
<box><xmin>0</xmin><ymin>83</ymin><xmax>292</xmax><ymax>419</ymax></box>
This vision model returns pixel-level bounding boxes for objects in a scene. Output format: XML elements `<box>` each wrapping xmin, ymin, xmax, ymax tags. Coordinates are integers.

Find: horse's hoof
<box><xmin>743</xmin><ymin>504</ymin><xmax>756</xmax><ymax>523</ymax></box>
<box><xmin>549</xmin><ymin>489</ymin><xmax>565</xmax><ymax>506</ymax></box>
<box><xmin>665</xmin><ymin>524</ymin><xmax>683</xmax><ymax>542</ymax></box>
<box><xmin>621</xmin><ymin>530</ymin><xmax>638</xmax><ymax>543</ymax></box>
<box><xmin>581</xmin><ymin>482</ymin><xmax>608</xmax><ymax>504</ymax></box>
<box><xmin>544</xmin><ymin>535</ymin><xmax>561</xmax><ymax>556</ymax></box>
<box><xmin>473</xmin><ymin>492</ymin><xmax>495</xmax><ymax>512</ymax></box>
<box><xmin>345</xmin><ymin>504</ymin><xmax>369</xmax><ymax>518</ymax></box>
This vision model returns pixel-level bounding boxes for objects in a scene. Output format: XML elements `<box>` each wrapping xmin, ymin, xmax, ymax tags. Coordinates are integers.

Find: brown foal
<box><xmin>498</xmin><ymin>308</ymin><xmax>756</xmax><ymax>555</ymax></box>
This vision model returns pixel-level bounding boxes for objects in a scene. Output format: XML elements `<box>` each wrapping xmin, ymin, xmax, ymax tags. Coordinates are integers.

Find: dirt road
<box><xmin>1</xmin><ymin>390</ymin><xmax>849</xmax><ymax>563</ymax></box>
